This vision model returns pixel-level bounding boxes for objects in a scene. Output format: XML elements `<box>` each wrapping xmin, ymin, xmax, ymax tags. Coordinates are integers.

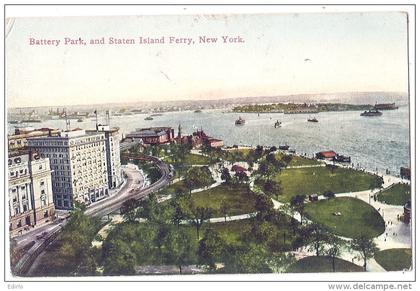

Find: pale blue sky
<box><xmin>6</xmin><ymin>12</ymin><xmax>408</xmax><ymax>107</ymax></box>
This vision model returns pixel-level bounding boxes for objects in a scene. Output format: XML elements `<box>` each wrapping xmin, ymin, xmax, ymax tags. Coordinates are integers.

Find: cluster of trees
<box><xmin>232</xmin><ymin>103</ymin><xmax>371</xmax><ymax>113</ymax></box>
<box><xmin>300</xmin><ymin>223</ymin><xmax>379</xmax><ymax>272</ymax></box>
<box><xmin>252</xmin><ymin>149</ymin><xmax>294</xmax><ymax>201</ymax></box>
<box><xmin>112</xmin><ymin>189</ymin><xmax>304</xmax><ymax>274</ymax></box>
<box><xmin>31</xmin><ymin>206</ymin><xmax>103</xmax><ymax>276</ymax></box>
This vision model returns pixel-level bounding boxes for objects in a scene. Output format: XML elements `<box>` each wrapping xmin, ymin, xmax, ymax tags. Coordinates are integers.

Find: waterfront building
<box><xmin>87</xmin><ymin>125</ymin><xmax>123</xmax><ymax>189</ymax></box>
<box><xmin>316</xmin><ymin>151</ymin><xmax>337</xmax><ymax>160</ymax></box>
<box><xmin>125</xmin><ymin>127</ymin><xmax>175</xmax><ymax>145</ymax></box>
<box><xmin>400</xmin><ymin>167</ymin><xmax>411</xmax><ymax>180</ymax></box>
<box><xmin>175</xmin><ymin>128</ymin><xmax>224</xmax><ymax>149</ymax></box>
<box><xmin>8</xmin><ymin>150</ymin><xmax>55</xmax><ymax>235</ymax></box>
<box><xmin>27</xmin><ymin>129</ymin><xmax>109</xmax><ymax>209</ymax></box>
<box><xmin>8</xmin><ymin>127</ymin><xmax>60</xmax><ymax>150</ymax></box>
<box><xmin>206</xmin><ymin>137</ymin><xmax>224</xmax><ymax>148</ymax></box>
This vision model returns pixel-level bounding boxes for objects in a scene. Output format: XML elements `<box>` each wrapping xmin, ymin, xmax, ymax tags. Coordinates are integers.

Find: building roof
<box><xmin>317</xmin><ymin>151</ymin><xmax>337</xmax><ymax>158</ymax></box>
<box><xmin>231</xmin><ymin>164</ymin><xmax>246</xmax><ymax>173</ymax></box>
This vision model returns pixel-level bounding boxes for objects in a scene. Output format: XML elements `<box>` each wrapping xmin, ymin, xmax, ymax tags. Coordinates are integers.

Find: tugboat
<box><xmin>360</xmin><ymin>109</ymin><xmax>382</xmax><ymax>117</ymax></box>
<box><xmin>144</xmin><ymin>116</ymin><xmax>154</xmax><ymax>121</ymax></box>
<box><xmin>307</xmin><ymin>117</ymin><xmax>318</xmax><ymax>123</ymax></box>
<box><xmin>235</xmin><ymin>116</ymin><xmax>245</xmax><ymax>125</ymax></box>
<box><xmin>274</xmin><ymin>120</ymin><xmax>281</xmax><ymax>128</ymax></box>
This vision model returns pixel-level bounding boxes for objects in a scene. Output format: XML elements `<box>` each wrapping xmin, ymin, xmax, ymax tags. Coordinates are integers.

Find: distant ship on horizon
<box><xmin>374</xmin><ymin>102</ymin><xmax>399</xmax><ymax>110</ymax></box>
<box><xmin>235</xmin><ymin>116</ymin><xmax>245</xmax><ymax>125</ymax></box>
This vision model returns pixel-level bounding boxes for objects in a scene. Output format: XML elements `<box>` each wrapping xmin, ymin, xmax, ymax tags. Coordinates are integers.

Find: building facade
<box><xmin>124</xmin><ymin>127</ymin><xmax>175</xmax><ymax>145</ymax></box>
<box><xmin>8</xmin><ymin>127</ymin><xmax>60</xmax><ymax>150</ymax></box>
<box><xmin>28</xmin><ymin>129</ymin><xmax>109</xmax><ymax>209</ymax></box>
<box><xmin>8</xmin><ymin>151</ymin><xmax>55</xmax><ymax>235</ymax></box>
<box><xmin>87</xmin><ymin>125</ymin><xmax>123</xmax><ymax>189</ymax></box>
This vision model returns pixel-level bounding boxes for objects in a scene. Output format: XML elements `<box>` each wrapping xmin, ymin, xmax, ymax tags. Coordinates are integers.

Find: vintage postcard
<box><xmin>3</xmin><ymin>4</ymin><xmax>415</xmax><ymax>288</ymax></box>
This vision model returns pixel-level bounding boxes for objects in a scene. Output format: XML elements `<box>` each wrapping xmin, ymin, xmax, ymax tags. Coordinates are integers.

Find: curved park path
<box><xmin>266</xmin><ymin>166</ymin><xmax>411</xmax><ymax>272</ymax></box>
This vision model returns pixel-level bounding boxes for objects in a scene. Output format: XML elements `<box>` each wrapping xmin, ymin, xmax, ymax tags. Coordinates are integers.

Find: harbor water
<box><xmin>8</xmin><ymin>106</ymin><xmax>410</xmax><ymax>176</ymax></box>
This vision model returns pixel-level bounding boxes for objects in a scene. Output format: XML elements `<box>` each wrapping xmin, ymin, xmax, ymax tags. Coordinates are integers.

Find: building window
<box><xmin>40</xmin><ymin>181</ymin><xmax>45</xmax><ymax>186</ymax></box>
<box><xmin>39</xmin><ymin>165</ymin><xmax>43</xmax><ymax>170</ymax></box>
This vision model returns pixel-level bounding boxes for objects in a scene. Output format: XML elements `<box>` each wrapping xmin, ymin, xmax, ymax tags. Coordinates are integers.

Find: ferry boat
<box><xmin>274</xmin><ymin>120</ymin><xmax>281</xmax><ymax>128</ymax></box>
<box><xmin>235</xmin><ymin>116</ymin><xmax>245</xmax><ymax>125</ymax></box>
<box><xmin>360</xmin><ymin>109</ymin><xmax>382</xmax><ymax>117</ymax></box>
<box><xmin>307</xmin><ymin>117</ymin><xmax>318</xmax><ymax>123</ymax></box>
<box><xmin>374</xmin><ymin>102</ymin><xmax>399</xmax><ymax>110</ymax></box>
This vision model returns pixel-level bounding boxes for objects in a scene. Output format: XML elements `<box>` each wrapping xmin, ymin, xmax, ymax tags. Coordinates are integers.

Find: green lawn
<box><xmin>274</xmin><ymin>166</ymin><xmax>382</xmax><ymax>202</ymax></box>
<box><xmin>275</xmin><ymin>152</ymin><xmax>322</xmax><ymax>167</ymax></box>
<box><xmin>161</xmin><ymin>180</ymin><xmax>189</xmax><ymax>195</ymax></box>
<box><xmin>166</xmin><ymin>153</ymin><xmax>211</xmax><ymax>165</ymax></box>
<box><xmin>191</xmin><ymin>184</ymin><xmax>258</xmax><ymax>217</ymax></box>
<box><xmin>375</xmin><ymin>248</ymin><xmax>412</xmax><ymax>271</ymax></box>
<box><xmin>305</xmin><ymin>197</ymin><xmax>385</xmax><ymax>239</ymax></box>
<box><xmin>287</xmin><ymin>256</ymin><xmax>364</xmax><ymax>273</ymax></box>
<box><xmin>377</xmin><ymin>183</ymin><xmax>411</xmax><ymax>206</ymax></box>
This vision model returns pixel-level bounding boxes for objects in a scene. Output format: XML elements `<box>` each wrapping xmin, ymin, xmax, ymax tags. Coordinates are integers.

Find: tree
<box><xmin>267</xmin><ymin>253</ymin><xmax>297</xmax><ymax>273</ymax></box>
<box><xmin>120</xmin><ymin>198</ymin><xmax>139</xmax><ymax>222</ymax></box>
<box><xmin>250</xmin><ymin>221</ymin><xmax>276</xmax><ymax>244</ymax></box>
<box><xmin>198</xmin><ymin>228</ymin><xmax>225</xmax><ymax>271</ymax></box>
<box><xmin>303</xmin><ymin>224</ymin><xmax>329</xmax><ymax>257</ymax></box>
<box><xmin>326</xmin><ymin>234</ymin><xmax>345</xmax><ymax>272</ymax></box>
<box><xmin>223</xmin><ymin>244</ymin><xmax>271</xmax><ymax>273</ymax></box>
<box><xmin>103</xmin><ymin>239</ymin><xmax>136</xmax><ymax>275</ymax></box>
<box><xmin>290</xmin><ymin>195</ymin><xmax>306</xmax><ymax>225</ymax></box>
<box><xmin>255</xmin><ymin>193</ymin><xmax>274</xmax><ymax>221</ymax></box>
<box><xmin>263</xmin><ymin>180</ymin><xmax>283</xmax><ymax>200</ymax></box>
<box><xmin>135</xmin><ymin>194</ymin><xmax>158</xmax><ymax>221</ymax></box>
<box><xmin>281</xmin><ymin>154</ymin><xmax>293</xmax><ymax>167</ymax></box>
<box><xmin>189</xmin><ymin>206</ymin><xmax>212</xmax><ymax>239</ymax></box>
<box><xmin>220</xmin><ymin>167</ymin><xmax>232</xmax><ymax>185</ymax></box>
<box><xmin>350</xmin><ymin>234</ymin><xmax>379</xmax><ymax>271</ymax></box>
<box><xmin>184</xmin><ymin>166</ymin><xmax>214</xmax><ymax>194</ymax></box>
<box><xmin>163</xmin><ymin>228</ymin><xmax>196</xmax><ymax>274</ymax></box>
<box><xmin>258</xmin><ymin>160</ymin><xmax>276</xmax><ymax>182</ymax></box>
<box><xmin>171</xmin><ymin>202</ymin><xmax>185</xmax><ymax>228</ymax></box>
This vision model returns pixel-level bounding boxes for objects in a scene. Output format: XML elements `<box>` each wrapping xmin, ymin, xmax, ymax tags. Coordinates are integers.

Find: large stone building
<box><xmin>27</xmin><ymin>129</ymin><xmax>109</xmax><ymax>209</ymax></box>
<box><xmin>8</xmin><ymin>127</ymin><xmax>60</xmax><ymax>150</ymax></box>
<box><xmin>8</xmin><ymin>151</ymin><xmax>55</xmax><ymax>235</ymax></box>
<box><xmin>124</xmin><ymin>127</ymin><xmax>175</xmax><ymax>145</ymax></box>
<box><xmin>87</xmin><ymin>125</ymin><xmax>123</xmax><ymax>189</ymax></box>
